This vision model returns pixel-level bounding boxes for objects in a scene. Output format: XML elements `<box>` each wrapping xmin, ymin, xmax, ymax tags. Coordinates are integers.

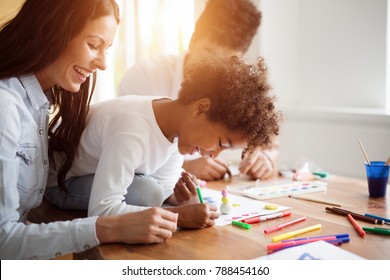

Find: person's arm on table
<box><xmin>239</xmin><ymin>148</ymin><xmax>279</xmax><ymax>179</ymax></box>
<box><xmin>183</xmin><ymin>157</ymin><xmax>231</xmax><ymax>180</ymax></box>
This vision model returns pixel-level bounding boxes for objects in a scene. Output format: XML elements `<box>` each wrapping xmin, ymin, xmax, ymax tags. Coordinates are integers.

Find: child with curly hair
<box><xmin>118</xmin><ymin>0</ymin><xmax>278</xmax><ymax>181</ymax></box>
<box><xmin>46</xmin><ymin>55</ymin><xmax>281</xmax><ymax>229</ymax></box>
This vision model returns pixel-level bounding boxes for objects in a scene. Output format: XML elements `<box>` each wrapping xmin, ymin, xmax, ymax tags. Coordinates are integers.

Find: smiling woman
<box><xmin>35</xmin><ymin>16</ymin><xmax>117</xmax><ymax>92</ymax></box>
<box><xmin>0</xmin><ymin>0</ymin><xmax>182</xmax><ymax>260</ymax></box>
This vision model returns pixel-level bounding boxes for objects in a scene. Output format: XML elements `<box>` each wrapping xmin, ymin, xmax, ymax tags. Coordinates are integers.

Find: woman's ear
<box><xmin>192</xmin><ymin>98</ymin><xmax>211</xmax><ymax>117</ymax></box>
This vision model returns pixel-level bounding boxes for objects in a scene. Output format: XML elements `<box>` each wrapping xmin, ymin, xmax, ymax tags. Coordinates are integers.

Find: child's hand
<box><xmin>239</xmin><ymin>149</ymin><xmax>274</xmax><ymax>179</ymax></box>
<box><xmin>169</xmin><ymin>203</ymin><xmax>219</xmax><ymax>228</ymax></box>
<box><xmin>172</xmin><ymin>171</ymin><xmax>200</xmax><ymax>205</ymax></box>
<box><xmin>182</xmin><ymin>157</ymin><xmax>231</xmax><ymax>181</ymax></box>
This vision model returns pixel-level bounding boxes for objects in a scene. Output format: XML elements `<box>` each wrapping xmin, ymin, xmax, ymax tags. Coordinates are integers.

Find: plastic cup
<box><xmin>364</xmin><ymin>161</ymin><xmax>390</xmax><ymax>198</ymax></box>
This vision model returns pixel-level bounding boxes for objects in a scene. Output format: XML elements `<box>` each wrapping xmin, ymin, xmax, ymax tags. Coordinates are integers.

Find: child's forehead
<box><xmin>230</xmin><ymin>136</ymin><xmax>248</xmax><ymax>149</ymax></box>
<box><xmin>222</xmin><ymin>130</ymin><xmax>248</xmax><ymax>149</ymax></box>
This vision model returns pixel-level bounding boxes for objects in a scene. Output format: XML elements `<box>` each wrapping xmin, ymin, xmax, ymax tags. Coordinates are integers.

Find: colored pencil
<box><xmin>289</xmin><ymin>195</ymin><xmax>341</xmax><ymax>207</ymax></box>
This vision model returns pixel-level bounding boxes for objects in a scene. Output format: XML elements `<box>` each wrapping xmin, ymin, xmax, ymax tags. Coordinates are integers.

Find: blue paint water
<box><xmin>368</xmin><ymin>177</ymin><xmax>388</xmax><ymax>197</ymax></box>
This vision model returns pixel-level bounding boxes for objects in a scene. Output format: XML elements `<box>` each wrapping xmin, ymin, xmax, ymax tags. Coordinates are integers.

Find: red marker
<box><xmin>241</xmin><ymin>210</ymin><xmax>292</xmax><ymax>224</ymax></box>
<box><xmin>264</xmin><ymin>216</ymin><xmax>307</xmax><ymax>234</ymax></box>
<box><xmin>347</xmin><ymin>214</ymin><xmax>366</xmax><ymax>237</ymax></box>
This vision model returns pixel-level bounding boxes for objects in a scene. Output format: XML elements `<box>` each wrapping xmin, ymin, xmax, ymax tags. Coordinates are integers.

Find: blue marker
<box><xmin>281</xmin><ymin>233</ymin><xmax>349</xmax><ymax>242</ymax></box>
<box><xmin>365</xmin><ymin>213</ymin><xmax>390</xmax><ymax>225</ymax></box>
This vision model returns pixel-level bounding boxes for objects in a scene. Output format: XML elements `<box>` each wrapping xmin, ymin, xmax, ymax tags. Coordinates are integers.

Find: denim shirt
<box><xmin>0</xmin><ymin>75</ymin><xmax>99</xmax><ymax>259</ymax></box>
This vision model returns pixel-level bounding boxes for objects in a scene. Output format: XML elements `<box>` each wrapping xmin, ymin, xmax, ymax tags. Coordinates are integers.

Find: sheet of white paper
<box><xmin>256</xmin><ymin>240</ymin><xmax>365</xmax><ymax>260</ymax></box>
<box><xmin>201</xmin><ymin>187</ymin><xmax>291</xmax><ymax>226</ymax></box>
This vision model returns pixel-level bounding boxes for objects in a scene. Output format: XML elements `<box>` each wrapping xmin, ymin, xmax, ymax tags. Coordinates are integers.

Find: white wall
<box><xmin>258</xmin><ymin>0</ymin><xmax>387</xmax><ymax>109</ymax></box>
<box><xmin>242</xmin><ymin>0</ymin><xmax>390</xmax><ymax>179</ymax></box>
<box><xmin>279</xmin><ymin>108</ymin><xmax>390</xmax><ymax>179</ymax></box>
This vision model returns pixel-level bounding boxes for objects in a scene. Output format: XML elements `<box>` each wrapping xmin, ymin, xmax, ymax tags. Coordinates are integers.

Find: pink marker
<box><xmin>264</xmin><ymin>216</ymin><xmax>307</xmax><ymax>234</ymax></box>
<box><xmin>241</xmin><ymin>210</ymin><xmax>292</xmax><ymax>224</ymax></box>
<box><xmin>267</xmin><ymin>236</ymin><xmax>336</xmax><ymax>253</ymax></box>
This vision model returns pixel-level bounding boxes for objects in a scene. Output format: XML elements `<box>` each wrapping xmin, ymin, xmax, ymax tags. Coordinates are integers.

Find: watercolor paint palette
<box><xmin>227</xmin><ymin>180</ymin><xmax>327</xmax><ymax>200</ymax></box>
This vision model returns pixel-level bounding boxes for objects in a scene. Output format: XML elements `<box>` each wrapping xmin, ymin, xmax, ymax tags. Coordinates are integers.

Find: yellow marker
<box><xmin>265</xmin><ymin>204</ymin><xmax>278</xmax><ymax>210</ymax></box>
<box><xmin>232</xmin><ymin>203</ymin><xmax>240</xmax><ymax>207</ymax></box>
<box><xmin>271</xmin><ymin>224</ymin><xmax>322</xmax><ymax>242</ymax></box>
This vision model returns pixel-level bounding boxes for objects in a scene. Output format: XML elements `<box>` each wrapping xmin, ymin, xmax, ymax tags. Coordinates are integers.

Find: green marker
<box><xmin>362</xmin><ymin>227</ymin><xmax>390</xmax><ymax>235</ymax></box>
<box><xmin>196</xmin><ymin>186</ymin><xmax>204</xmax><ymax>204</ymax></box>
<box><xmin>313</xmin><ymin>171</ymin><xmax>329</xmax><ymax>178</ymax></box>
<box><xmin>232</xmin><ymin>220</ymin><xmax>252</xmax><ymax>229</ymax></box>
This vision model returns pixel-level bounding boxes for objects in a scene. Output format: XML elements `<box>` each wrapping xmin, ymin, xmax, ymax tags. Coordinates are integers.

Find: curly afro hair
<box><xmin>190</xmin><ymin>0</ymin><xmax>261</xmax><ymax>53</ymax></box>
<box><xmin>178</xmin><ymin>55</ymin><xmax>282</xmax><ymax>159</ymax></box>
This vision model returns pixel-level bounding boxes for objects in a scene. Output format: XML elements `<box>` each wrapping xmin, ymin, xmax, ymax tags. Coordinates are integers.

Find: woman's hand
<box><xmin>96</xmin><ymin>207</ymin><xmax>178</xmax><ymax>244</ymax></box>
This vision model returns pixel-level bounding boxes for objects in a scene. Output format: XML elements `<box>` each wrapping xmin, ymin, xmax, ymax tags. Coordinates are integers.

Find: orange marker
<box><xmin>347</xmin><ymin>214</ymin><xmax>366</xmax><ymax>237</ymax></box>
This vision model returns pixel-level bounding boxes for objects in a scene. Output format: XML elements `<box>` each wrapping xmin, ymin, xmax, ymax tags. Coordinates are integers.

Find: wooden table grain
<box><xmin>74</xmin><ymin>175</ymin><xmax>390</xmax><ymax>260</ymax></box>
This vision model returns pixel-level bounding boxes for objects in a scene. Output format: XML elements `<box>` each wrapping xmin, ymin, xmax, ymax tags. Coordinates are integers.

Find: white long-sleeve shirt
<box><xmin>48</xmin><ymin>95</ymin><xmax>183</xmax><ymax>217</ymax></box>
<box><xmin>118</xmin><ymin>54</ymin><xmax>204</xmax><ymax>161</ymax></box>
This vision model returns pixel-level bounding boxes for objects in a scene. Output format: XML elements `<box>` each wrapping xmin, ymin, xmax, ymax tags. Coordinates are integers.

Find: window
<box><xmin>93</xmin><ymin>0</ymin><xmax>195</xmax><ymax>103</ymax></box>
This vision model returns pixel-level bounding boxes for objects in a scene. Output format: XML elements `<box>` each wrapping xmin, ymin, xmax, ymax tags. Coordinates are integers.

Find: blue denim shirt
<box><xmin>0</xmin><ymin>75</ymin><xmax>99</xmax><ymax>259</ymax></box>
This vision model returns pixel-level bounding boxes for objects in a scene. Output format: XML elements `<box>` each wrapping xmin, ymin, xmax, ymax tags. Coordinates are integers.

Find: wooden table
<box><xmin>73</xmin><ymin>175</ymin><xmax>390</xmax><ymax>260</ymax></box>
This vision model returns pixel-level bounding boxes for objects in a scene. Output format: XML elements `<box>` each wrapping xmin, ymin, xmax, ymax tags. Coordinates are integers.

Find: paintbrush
<box><xmin>358</xmin><ymin>139</ymin><xmax>371</xmax><ymax>165</ymax></box>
